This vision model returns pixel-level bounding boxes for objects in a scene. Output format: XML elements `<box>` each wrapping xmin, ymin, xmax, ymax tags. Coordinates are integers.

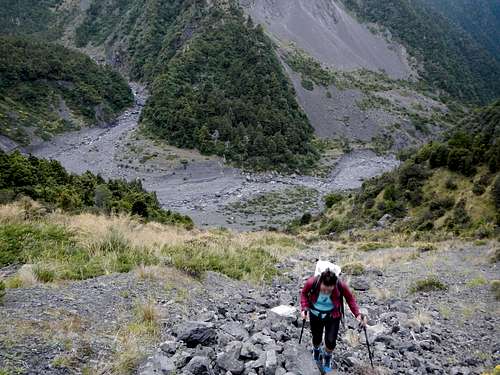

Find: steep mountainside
<box><xmin>75</xmin><ymin>0</ymin><xmax>319</xmax><ymax>171</ymax></box>
<box><xmin>0</xmin><ymin>36</ymin><xmax>133</xmax><ymax>147</ymax></box>
<box><xmin>241</xmin><ymin>0</ymin><xmax>413</xmax><ymax>79</ymax></box>
<box><xmin>1</xmin><ymin>0</ymin><xmax>499</xmax><ymax>168</ymax></box>
<box><xmin>418</xmin><ymin>0</ymin><xmax>500</xmax><ymax>61</ymax></box>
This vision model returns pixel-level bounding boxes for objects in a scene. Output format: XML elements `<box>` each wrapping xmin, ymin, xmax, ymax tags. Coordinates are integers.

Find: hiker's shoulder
<box><xmin>304</xmin><ymin>275</ymin><xmax>317</xmax><ymax>287</ymax></box>
<box><xmin>338</xmin><ymin>279</ymin><xmax>350</xmax><ymax>290</ymax></box>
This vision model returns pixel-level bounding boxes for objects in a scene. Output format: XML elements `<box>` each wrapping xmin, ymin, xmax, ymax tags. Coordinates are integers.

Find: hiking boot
<box><xmin>312</xmin><ymin>347</ymin><xmax>321</xmax><ymax>363</ymax></box>
<box><xmin>323</xmin><ymin>352</ymin><xmax>333</xmax><ymax>372</ymax></box>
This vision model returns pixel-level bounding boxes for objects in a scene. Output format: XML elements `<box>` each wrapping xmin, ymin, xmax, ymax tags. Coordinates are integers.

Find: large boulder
<box><xmin>176</xmin><ymin>322</ymin><xmax>217</xmax><ymax>348</ymax></box>
<box><xmin>216</xmin><ymin>341</ymin><xmax>245</xmax><ymax>375</ymax></box>
<box><xmin>283</xmin><ymin>344</ymin><xmax>321</xmax><ymax>375</ymax></box>
<box><xmin>220</xmin><ymin>321</ymin><xmax>249</xmax><ymax>341</ymax></box>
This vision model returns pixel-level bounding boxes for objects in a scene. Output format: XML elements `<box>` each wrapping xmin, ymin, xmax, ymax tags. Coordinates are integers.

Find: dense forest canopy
<box><xmin>140</xmin><ymin>6</ymin><xmax>318</xmax><ymax>171</ymax></box>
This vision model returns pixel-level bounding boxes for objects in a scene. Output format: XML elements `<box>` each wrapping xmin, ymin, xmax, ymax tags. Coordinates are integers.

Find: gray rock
<box><xmin>377</xmin><ymin>213</ymin><xmax>393</xmax><ymax>228</ymax></box>
<box><xmin>283</xmin><ymin>344</ymin><xmax>320</xmax><ymax>375</ymax></box>
<box><xmin>265</xmin><ymin>350</ymin><xmax>277</xmax><ymax>375</ymax></box>
<box><xmin>350</xmin><ymin>278</ymin><xmax>370</xmax><ymax>291</ymax></box>
<box><xmin>184</xmin><ymin>356</ymin><xmax>215</xmax><ymax>375</ymax></box>
<box><xmin>158</xmin><ymin>355</ymin><xmax>176</xmax><ymax>374</ymax></box>
<box><xmin>389</xmin><ymin>300</ymin><xmax>413</xmax><ymax>314</ymax></box>
<box><xmin>250</xmin><ymin>333</ymin><xmax>275</xmax><ymax>346</ymax></box>
<box><xmin>275</xmin><ymin>368</ymin><xmax>286</xmax><ymax>375</ymax></box>
<box><xmin>177</xmin><ymin>322</ymin><xmax>217</xmax><ymax>348</ymax></box>
<box><xmin>160</xmin><ymin>340</ymin><xmax>178</xmax><ymax>355</ymax></box>
<box><xmin>216</xmin><ymin>342</ymin><xmax>245</xmax><ymax>375</ymax></box>
<box><xmin>220</xmin><ymin>321</ymin><xmax>249</xmax><ymax>341</ymax></box>
<box><xmin>241</xmin><ymin>342</ymin><xmax>261</xmax><ymax>360</ymax></box>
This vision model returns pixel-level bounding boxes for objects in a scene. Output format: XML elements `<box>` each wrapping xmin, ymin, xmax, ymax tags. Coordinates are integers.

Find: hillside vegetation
<box><xmin>141</xmin><ymin>6</ymin><xmax>318</xmax><ymax>171</ymax></box>
<box><xmin>306</xmin><ymin>100</ymin><xmax>500</xmax><ymax>239</ymax></box>
<box><xmin>0</xmin><ymin>36</ymin><xmax>133</xmax><ymax>145</ymax></box>
<box><xmin>342</xmin><ymin>0</ymin><xmax>500</xmax><ymax>104</ymax></box>
<box><xmin>0</xmin><ymin>150</ymin><xmax>192</xmax><ymax>229</ymax></box>
<box><xmin>0</xmin><ymin>0</ymin><xmax>74</xmax><ymax>41</ymax></box>
<box><xmin>418</xmin><ymin>0</ymin><xmax>500</xmax><ymax>60</ymax></box>
<box><xmin>0</xmin><ymin>201</ymin><xmax>299</xmax><ymax>281</ymax></box>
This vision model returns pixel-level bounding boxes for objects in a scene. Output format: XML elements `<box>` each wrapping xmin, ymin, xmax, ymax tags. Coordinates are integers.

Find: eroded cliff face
<box><xmin>241</xmin><ymin>0</ymin><xmax>413</xmax><ymax>79</ymax></box>
<box><xmin>241</xmin><ymin>0</ymin><xmax>446</xmax><ymax>150</ymax></box>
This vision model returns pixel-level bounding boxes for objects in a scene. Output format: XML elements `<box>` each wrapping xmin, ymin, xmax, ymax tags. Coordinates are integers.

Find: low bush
<box><xmin>410</xmin><ymin>277</ymin><xmax>448</xmax><ymax>293</ymax></box>
<box><xmin>324</xmin><ymin>193</ymin><xmax>343</xmax><ymax>208</ymax></box>
<box><xmin>491</xmin><ymin>280</ymin><xmax>500</xmax><ymax>300</ymax></box>
<box><xmin>0</xmin><ymin>280</ymin><xmax>5</xmax><ymax>301</ymax></box>
<box><xmin>342</xmin><ymin>262</ymin><xmax>365</xmax><ymax>276</ymax></box>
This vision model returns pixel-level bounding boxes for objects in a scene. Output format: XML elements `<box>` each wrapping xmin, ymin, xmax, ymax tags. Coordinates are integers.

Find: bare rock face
<box><xmin>241</xmin><ymin>0</ymin><xmax>412</xmax><ymax>79</ymax></box>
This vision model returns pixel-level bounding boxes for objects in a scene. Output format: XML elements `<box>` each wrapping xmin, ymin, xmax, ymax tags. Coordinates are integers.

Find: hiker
<box><xmin>300</xmin><ymin>263</ymin><xmax>367</xmax><ymax>372</ymax></box>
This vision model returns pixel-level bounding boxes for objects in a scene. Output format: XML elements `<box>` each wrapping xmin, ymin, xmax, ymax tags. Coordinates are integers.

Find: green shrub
<box><xmin>358</xmin><ymin>242</ymin><xmax>392</xmax><ymax>251</ymax></box>
<box><xmin>319</xmin><ymin>218</ymin><xmax>347</xmax><ymax>235</ymax></box>
<box><xmin>342</xmin><ymin>262</ymin><xmax>365</xmax><ymax>276</ymax></box>
<box><xmin>0</xmin><ymin>280</ymin><xmax>5</xmax><ymax>301</ymax></box>
<box><xmin>301</xmin><ymin>79</ymin><xmax>314</xmax><ymax>91</ymax></box>
<box><xmin>472</xmin><ymin>183</ymin><xmax>485</xmax><ymax>196</ymax></box>
<box><xmin>493</xmin><ymin>175</ymin><xmax>500</xmax><ymax>211</ymax></box>
<box><xmin>33</xmin><ymin>265</ymin><xmax>55</xmax><ymax>283</ymax></box>
<box><xmin>429</xmin><ymin>196</ymin><xmax>455</xmax><ymax>211</ymax></box>
<box><xmin>324</xmin><ymin>193</ymin><xmax>343</xmax><ymax>208</ymax></box>
<box><xmin>491</xmin><ymin>280</ymin><xmax>500</xmax><ymax>300</ymax></box>
<box><xmin>428</xmin><ymin>143</ymin><xmax>449</xmax><ymax>168</ymax></box>
<box><xmin>445</xmin><ymin>178</ymin><xmax>458</xmax><ymax>190</ymax></box>
<box><xmin>300</xmin><ymin>212</ymin><xmax>312</xmax><ymax>225</ymax></box>
<box><xmin>447</xmin><ymin>148</ymin><xmax>474</xmax><ymax>175</ymax></box>
<box><xmin>410</xmin><ymin>277</ymin><xmax>448</xmax><ymax>293</ymax></box>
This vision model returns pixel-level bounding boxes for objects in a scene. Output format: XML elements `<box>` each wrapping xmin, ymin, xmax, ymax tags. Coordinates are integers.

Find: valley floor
<box><xmin>25</xmin><ymin>84</ymin><xmax>398</xmax><ymax>231</ymax></box>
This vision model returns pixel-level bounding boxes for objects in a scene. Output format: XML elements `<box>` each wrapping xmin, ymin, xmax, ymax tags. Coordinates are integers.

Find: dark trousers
<box><xmin>310</xmin><ymin>313</ymin><xmax>341</xmax><ymax>351</ymax></box>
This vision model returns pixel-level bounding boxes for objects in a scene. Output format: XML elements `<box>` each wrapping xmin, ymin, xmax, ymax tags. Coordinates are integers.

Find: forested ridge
<box><xmin>418</xmin><ymin>0</ymin><xmax>500</xmax><ymax>60</ymax></box>
<box><xmin>0</xmin><ymin>36</ymin><xmax>133</xmax><ymax>144</ymax></box>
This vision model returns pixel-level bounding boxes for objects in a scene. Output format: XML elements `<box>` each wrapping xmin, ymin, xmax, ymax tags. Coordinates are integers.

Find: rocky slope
<box><xmin>240</xmin><ymin>0</ymin><xmax>453</xmax><ymax>150</ymax></box>
<box><xmin>1</xmin><ymin>241</ymin><xmax>498</xmax><ymax>374</ymax></box>
<box><xmin>241</xmin><ymin>0</ymin><xmax>413</xmax><ymax>79</ymax></box>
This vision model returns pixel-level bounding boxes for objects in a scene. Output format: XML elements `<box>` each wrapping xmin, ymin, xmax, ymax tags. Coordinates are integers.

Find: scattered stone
<box><xmin>177</xmin><ymin>322</ymin><xmax>217</xmax><ymax>348</ymax></box>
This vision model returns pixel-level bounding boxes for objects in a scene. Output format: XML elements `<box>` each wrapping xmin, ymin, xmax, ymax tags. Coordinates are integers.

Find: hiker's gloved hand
<box><xmin>301</xmin><ymin>310</ymin><xmax>308</xmax><ymax>321</ymax></box>
<box><xmin>357</xmin><ymin>313</ymin><xmax>368</xmax><ymax>327</ymax></box>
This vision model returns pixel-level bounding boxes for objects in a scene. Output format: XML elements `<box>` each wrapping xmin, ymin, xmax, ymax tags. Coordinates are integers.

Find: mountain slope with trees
<box><xmin>0</xmin><ymin>36</ymin><xmax>133</xmax><ymax>145</ymax></box>
<box><xmin>418</xmin><ymin>0</ymin><xmax>500</xmax><ymax>61</ymax></box>
<box><xmin>341</xmin><ymin>0</ymin><xmax>500</xmax><ymax>104</ymax></box>
<box><xmin>305</xmin><ymin>100</ymin><xmax>500</xmax><ymax>238</ymax></box>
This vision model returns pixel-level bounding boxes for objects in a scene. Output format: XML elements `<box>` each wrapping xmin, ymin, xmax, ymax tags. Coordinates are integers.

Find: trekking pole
<box><xmin>362</xmin><ymin>325</ymin><xmax>374</xmax><ymax>368</ymax></box>
<box><xmin>299</xmin><ymin>318</ymin><xmax>306</xmax><ymax>344</ymax></box>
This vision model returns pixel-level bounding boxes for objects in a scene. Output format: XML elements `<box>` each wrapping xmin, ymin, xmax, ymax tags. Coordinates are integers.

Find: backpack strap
<box><xmin>337</xmin><ymin>279</ymin><xmax>345</xmax><ymax>328</ymax></box>
<box><xmin>306</xmin><ymin>275</ymin><xmax>321</xmax><ymax>305</ymax></box>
